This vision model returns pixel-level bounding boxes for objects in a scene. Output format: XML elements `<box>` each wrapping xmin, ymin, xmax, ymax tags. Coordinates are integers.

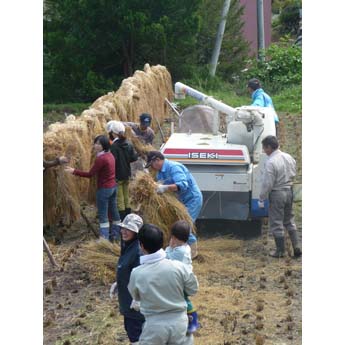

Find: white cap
<box><xmin>118</xmin><ymin>214</ymin><xmax>143</xmax><ymax>233</ymax></box>
<box><xmin>106</xmin><ymin>120</ymin><xmax>125</xmax><ymax>135</ymax></box>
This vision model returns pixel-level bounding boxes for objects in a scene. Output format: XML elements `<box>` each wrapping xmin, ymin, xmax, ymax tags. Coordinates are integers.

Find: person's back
<box><xmin>111</xmin><ymin>138</ymin><xmax>138</xmax><ymax>181</ymax></box>
<box><xmin>251</xmin><ymin>88</ymin><xmax>274</xmax><ymax>108</ymax></box>
<box><xmin>129</xmin><ymin>258</ymin><xmax>196</xmax><ymax>316</ymax></box>
<box><xmin>166</xmin><ymin>244</ymin><xmax>192</xmax><ymax>270</ymax></box>
<box><xmin>128</xmin><ymin>223</ymin><xmax>198</xmax><ymax>345</ymax></box>
<box><xmin>265</xmin><ymin>149</ymin><xmax>296</xmax><ymax>190</ymax></box>
<box><xmin>259</xmin><ymin>136</ymin><xmax>301</xmax><ymax>259</ymax></box>
<box><xmin>157</xmin><ymin>159</ymin><xmax>201</xmax><ymax>206</ymax></box>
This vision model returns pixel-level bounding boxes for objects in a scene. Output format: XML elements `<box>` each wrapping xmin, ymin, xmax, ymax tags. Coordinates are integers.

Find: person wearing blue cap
<box><xmin>125</xmin><ymin>113</ymin><xmax>155</xmax><ymax>145</ymax></box>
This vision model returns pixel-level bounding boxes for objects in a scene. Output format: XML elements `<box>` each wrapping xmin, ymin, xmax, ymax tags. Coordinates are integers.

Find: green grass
<box><xmin>273</xmin><ymin>84</ymin><xmax>302</xmax><ymax>114</ymax></box>
<box><xmin>176</xmin><ymin>79</ymin><xmax>301</xmax><ymax>115</ymax></box>
<box><xmin>43</xmin><ymin>102</ymin><xmax>91</xmax><ymax>115</ymax></box>
<box><xmin>43</xmin><ymin>102</ymin><xmax>90</xmax><ymax>130</ymax></box>
<box><xmin>43</xmin><ymin>80</ymin><xmax>301</xmax><ymax>131</ymax></box>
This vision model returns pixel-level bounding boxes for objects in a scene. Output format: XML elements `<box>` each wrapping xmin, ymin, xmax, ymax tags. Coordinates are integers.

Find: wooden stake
<box><xmin>80</xmin><ymin>209</ymin><xmax>99</xmax><ymax>238</ymax></box>
<box><xmin>43</xmin><ymin>237</ymin><xmax>60</xmax><ymax>269</ymax></box>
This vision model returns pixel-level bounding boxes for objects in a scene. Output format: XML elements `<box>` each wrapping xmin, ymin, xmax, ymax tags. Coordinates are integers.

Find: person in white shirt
<box><xmin>128</xmin><ymin>223</ymin><xmax>198</xmax><ymax>345</ymax></box>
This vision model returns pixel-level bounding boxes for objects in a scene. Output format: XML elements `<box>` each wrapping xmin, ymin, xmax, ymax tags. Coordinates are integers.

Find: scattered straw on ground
<box><xmin>77</xmin><ymin>239</ymin><xmax>121</xmax><ymax>285</ymax></box>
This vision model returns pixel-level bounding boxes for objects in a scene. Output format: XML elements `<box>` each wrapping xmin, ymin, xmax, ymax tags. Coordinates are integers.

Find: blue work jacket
<box><xmin>251</xmin><ymin>88</ymin><xmax>279</xmax><ymax>123</ymax></box>
<box><xmin>157</xmin><ymin>159</ymin><xmax>203</xmax><ymax>222</ymax></box>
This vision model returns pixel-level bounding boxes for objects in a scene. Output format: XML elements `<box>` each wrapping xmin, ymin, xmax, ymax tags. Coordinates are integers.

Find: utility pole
<box><xmin>209</xmin><ymin>0</ymin><xmax>232</xmax><ymax>77</ymax></box>
<box><xmin>257</xmin><ymin>0</ymin><xmax>265</xmax><ymax>62</ymax></box>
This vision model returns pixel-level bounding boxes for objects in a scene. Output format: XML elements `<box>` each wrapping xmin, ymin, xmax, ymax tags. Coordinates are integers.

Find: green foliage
<box><xmin>44</xmin><ymin>0</ymin><xmax>201</xmax><ymax>103</ymax></box>
<box><xmin>277</xmin><ymin>0</ymin><xmax>301</xmax><ymax>35</ymax></box>
<box><xmin>196</xmin><ymin>0</ymin><xmax>250</xmax><ymax>79</ymax></box>
<box><xmin>244</xmin><ymin>42</ymin><xmax>301</xmax><ymax>92</ymax></box>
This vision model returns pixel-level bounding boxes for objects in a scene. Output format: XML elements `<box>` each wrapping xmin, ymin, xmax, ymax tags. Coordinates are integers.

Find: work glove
<box><xmin>156</xmin><ymin>184</ymin><xmax>169</xmax><ymax>194</ymax></box>
<box><xmin>130</xmin><ymin>299</ymin><xmax>141</xmax><ymax>311</ymax></box>
<box><xmin>109</xmin><ymin>282</ymin><xmax>118</xmax><ymax>299</ymax></box>
<box><xmin>258</xmin><ymin>200</ymin><xmax>265</xmax><ymax>209</ymax></box>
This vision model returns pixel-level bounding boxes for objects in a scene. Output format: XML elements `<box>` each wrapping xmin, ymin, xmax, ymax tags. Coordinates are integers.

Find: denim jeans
<box><xmin>96</xmin><ymin>187</ymin><xmax>120</xmax><ymax>239</ymax></box>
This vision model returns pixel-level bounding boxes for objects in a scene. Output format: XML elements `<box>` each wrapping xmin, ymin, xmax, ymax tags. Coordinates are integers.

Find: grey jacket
<box><xmin>259</xmin><ymin>149</ymin><xmax>296</xmax><ymax>200</ymax></box>
<box><xmin>127</xmin><ymin>257</ymin><xmax>198</xmax><ymax>317</ymax></box>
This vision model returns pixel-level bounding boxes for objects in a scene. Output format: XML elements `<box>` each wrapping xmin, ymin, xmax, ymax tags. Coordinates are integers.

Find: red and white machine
<box><xmin>161</xmin><ymin>82</ymin><xmax>277</xmax><ymax>223</ymax></box>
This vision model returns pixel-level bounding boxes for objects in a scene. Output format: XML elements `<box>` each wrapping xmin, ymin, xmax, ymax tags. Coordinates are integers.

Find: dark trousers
<box><xmin>124</xmin><ymin>316</ymin><xmax>145</xmax><ymax>342</ymax></box>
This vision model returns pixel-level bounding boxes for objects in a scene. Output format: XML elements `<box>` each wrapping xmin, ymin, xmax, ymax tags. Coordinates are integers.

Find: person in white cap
<box><xmin>106</xmin><ymin>121</ymin><xmax>138</xmax><ymax>222</ymax></box>
<box><xmin>109</xmin><ymin>213</ymin><xmax>145</xmax><ymax>345</ymax></box>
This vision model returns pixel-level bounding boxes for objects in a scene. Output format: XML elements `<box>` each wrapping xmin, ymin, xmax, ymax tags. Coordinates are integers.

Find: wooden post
<box><xmin>43</xmin><ymin>237</ymin><xmax>60</xmax><ymax>269</ymax></box>
<box><xmin>80</xmin><ymin>209</ymin><xmax>99</xmax><ymax>238</ymax></box>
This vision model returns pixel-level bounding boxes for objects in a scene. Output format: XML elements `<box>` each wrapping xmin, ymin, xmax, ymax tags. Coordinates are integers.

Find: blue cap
<box><xmin>139</xmin><ymin>113</ymin><xmax>152</xmax><ymax>124</ymax></box>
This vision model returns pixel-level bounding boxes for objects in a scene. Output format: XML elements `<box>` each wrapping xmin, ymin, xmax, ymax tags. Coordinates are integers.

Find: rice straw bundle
<box><xmin>78</xmin><ymin>239</ymin><xmax>121</xmax><ymax>285</ymax></box>
<box><xmin>43</xmin><ymin>64</ymin><xmax>173</xmax><ymax>226</ymax></box>
<box><xmin>124</xmin><ymin>126</ymin><xmax>155</xmax><ymax>156</ymax></box>
<box><xmin>129</xmin><ymin>171</ymin><xmax>195</xmax><ymax>245</ymax></box>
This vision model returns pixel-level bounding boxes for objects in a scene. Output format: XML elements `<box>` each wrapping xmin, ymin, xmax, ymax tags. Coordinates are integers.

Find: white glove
<box><xmin>109</xmin><ymin>282</ymin><xmax>118</xmax><ymax>299</ymax></box>
<box><xmin>130</xmin><ymin>299</ymin><xmax>141</xmax><ymax>311</ymax></box>
<box><xmin>258</xmin><ymin>200</ymin><xmax>265</xmax><ymax>208</ymax></box>
<box><xmin>156</xmin><ymin>184</ymin><xmax>169</xmax><ymax>194</ymax></box>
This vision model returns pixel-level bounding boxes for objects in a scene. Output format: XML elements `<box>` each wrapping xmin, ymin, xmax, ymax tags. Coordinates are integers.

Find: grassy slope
<box><xmin>177</xmin><ymin>83</ymin><xmax>301</xmax><ymax>115</ymax></box>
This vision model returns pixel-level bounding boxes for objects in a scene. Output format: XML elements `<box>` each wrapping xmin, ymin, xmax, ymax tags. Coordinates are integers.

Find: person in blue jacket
<box><xmin>247</xmin><ymin>78</ymin><xmax>279</xmax><ymax>125</ymax></box>
<box><xmin>145</xmin><ymin>151</ymin><xmax>203</xmax><ymax>259</ymax></box>
<box><xmin>109</xmin><ymin>213</ymin><xmax>145</xmax><ymax>345</ymax></box>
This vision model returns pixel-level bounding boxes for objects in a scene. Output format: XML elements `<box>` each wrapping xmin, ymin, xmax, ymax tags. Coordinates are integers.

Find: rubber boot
<box><xmin>288</xmin><ymin>230</ymin><xmax>302</xmax><ymax>257</ymax></box>
<box><xmin>187</xmin><ymin>311</ymin><xmax>200</xmax><ymax>334</ymax></box>
<box><xmin>269</xmin><ymin>236</ymin><xmax>285</xmax><ymax>258</ymax></box>
<box><xmin>119</xmin><ymin>210</ymin><xmax>126</xmax><ymax>221</ymax></box>
<box><xmin>99</xmin><ymin>227</ymin><xmax>109</xmax><ymax>240</ymax></box>
<box><xmin>125</xmin><ymin>208</ymin><xmax>132</xmax><ymax>217</ymax></box>
<box><xmin>110</xmin><ymin>222</ymin><xmax>121</xmax><ymax>242</ymax></box>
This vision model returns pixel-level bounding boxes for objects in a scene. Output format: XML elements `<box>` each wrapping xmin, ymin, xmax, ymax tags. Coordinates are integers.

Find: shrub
<box><xmin>244</xmin><ymin>43</ymin><xmax>301</xmax><ymax>92</ymax></box>
<box><xmin>278</xmin><ymin>0</ymin><xmax>301</xmax><ymax>35</ymax></box>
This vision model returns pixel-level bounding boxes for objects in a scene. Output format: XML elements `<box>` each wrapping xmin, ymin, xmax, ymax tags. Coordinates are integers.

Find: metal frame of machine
<box><xmin>161</xmin><ymin>82</ymin><xmax>277</xmax><ymax>222</ymax></box>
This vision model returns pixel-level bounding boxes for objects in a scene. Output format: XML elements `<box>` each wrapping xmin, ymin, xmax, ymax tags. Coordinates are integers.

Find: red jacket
<box><xmin>73</xmin><ymin>152</ymin><xmax>116</xmax><ymax>189</ymax></box>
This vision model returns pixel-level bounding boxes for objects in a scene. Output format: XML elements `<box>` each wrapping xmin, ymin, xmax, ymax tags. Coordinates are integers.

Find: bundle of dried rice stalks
<box><xmin>78</xmin><ymin>239</ymin><xmax>121</xmax><ymax>285</ymax></box>
<box><xmin>124</xmin><ymin>126</ymin><xmax>155</xmax><ymax>156</ymax></box>
<box><xmin>129</xmin><ymin>171</ymin><xmax>195</xmax><ymax>245</ymax></box>
<box><xmin>43</xmin><ymin>64</ymin><xmax>173</xmax><ymax>226</ymax></box>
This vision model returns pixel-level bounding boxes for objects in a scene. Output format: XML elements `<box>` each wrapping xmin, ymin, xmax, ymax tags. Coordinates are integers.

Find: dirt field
<box><xmin>43</xmin><ymin>112</ymin><xmax>302</xmax><ymax>345</ymax></box>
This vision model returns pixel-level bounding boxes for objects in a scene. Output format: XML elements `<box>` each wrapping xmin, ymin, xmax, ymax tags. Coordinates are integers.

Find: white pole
<box><xmin>209</xmin><ymin>0</ymin><xmax>232</xmax><ymax>76</ymax></box>
<box><xmin>257</xmin><ymin>0</ymin><xmax>265</xmax><ymax>62</ymax></box>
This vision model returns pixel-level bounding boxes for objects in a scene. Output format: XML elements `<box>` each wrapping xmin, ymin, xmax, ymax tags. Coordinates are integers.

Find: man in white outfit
<box><xmin>128</xmin><ymin>223</ymin><xmax>198</xmax><ymax>345</ymax></box>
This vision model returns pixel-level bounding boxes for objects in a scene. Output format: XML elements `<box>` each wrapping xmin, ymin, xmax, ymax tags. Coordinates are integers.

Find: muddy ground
<box><xmin>44</xmin><ymin>112</ymin><xmax>302</xmax><ymax>345</ymax></box>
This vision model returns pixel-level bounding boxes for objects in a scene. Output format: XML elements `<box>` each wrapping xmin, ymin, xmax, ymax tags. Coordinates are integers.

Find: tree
<box><xmin>44</xmin><ymin>0</ymin><xmax>201</xmax><ymax>102</ymax></box>
<box><xmin>196</xmin><ymin>0</ymin><xmax>250</xmax><ymax>80</ymax></box>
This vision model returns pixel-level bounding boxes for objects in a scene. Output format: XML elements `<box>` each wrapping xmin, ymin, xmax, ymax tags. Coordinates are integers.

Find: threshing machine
<box><xmin>161</xmin><ymin>82</ymin><xmax>277</xmax><ymax>225</ymax></box>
